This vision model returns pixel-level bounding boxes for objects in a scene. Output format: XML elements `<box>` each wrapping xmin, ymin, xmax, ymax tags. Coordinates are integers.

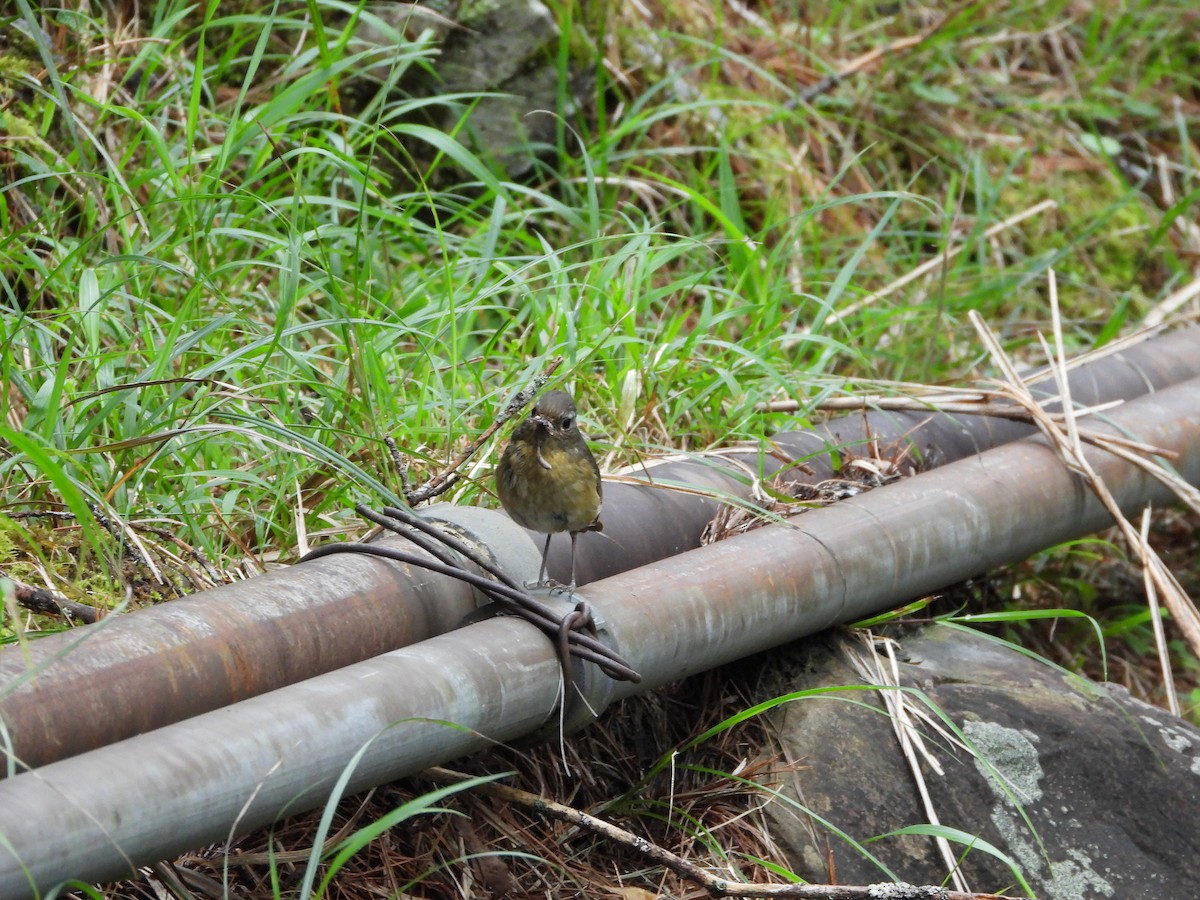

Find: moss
<box><xmin>0</xmin><ymin>514</ymin><xmax>143</xmax><ymax>637</ymax></box>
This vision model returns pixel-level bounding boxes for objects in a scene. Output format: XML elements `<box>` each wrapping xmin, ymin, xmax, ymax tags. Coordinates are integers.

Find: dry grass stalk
<box><xmin>796</xmin><ymin>365</ymin><xmax>1200</xmax><ymax>523</ymax></box>
<box><xmin>1139</xmin><ymin>508</ymin><xmax>1180</xmax><ymax>715</ymax></box>
<box><xmin>848</xmin><ymin>635</ymin><xmax>968</xmax><ymax>894</ymax></box>
<box><xmin>1144</xmin><ymin>275</ymin><xmax>1200</xmax><ymax>327</ymax></box>
<box><xmin>701</xmin><ymin>442</ymin><xmax>911</xmax><ymax>544</ymax></box>
<box><xmin>807</xmin><ymin>394</ymin><xmax>1177</xmax><ymax>463</ymax></box>
<box><xmin>969</xmin><ymin>281</ymin><xmax>1200</xmax><ymax>707</ymax></box>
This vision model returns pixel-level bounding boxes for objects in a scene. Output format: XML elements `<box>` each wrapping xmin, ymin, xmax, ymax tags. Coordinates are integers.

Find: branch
<box><xmin>404</xmin><ymin>356</ymin><xmax>564</xmax><ymax>506</ymax></box>
<box><xmin>424</xmin><ymin>768</ymin><xmax>1022</xmax><ymax>900</ymax></box>
<box><xmin>790</xmin><ymin>2</ymin><xmax>972</xmax><ymax>106</ymax></box>
<box><xmin>3</xmin><ymin>575</ymin><xmax>100</xmax><ymax>624</ymax></box>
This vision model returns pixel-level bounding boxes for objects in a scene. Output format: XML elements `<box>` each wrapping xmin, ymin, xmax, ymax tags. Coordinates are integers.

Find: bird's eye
<box><xmin>560</xmin><ymin>415</ymin><xmax>575</xmax><ymax>430</ymax></box>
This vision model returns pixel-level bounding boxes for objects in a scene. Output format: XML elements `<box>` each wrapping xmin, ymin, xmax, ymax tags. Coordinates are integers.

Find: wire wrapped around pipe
<box><xmin>298</xmin><ymin>504</ymin><xmax>641</xmax><ymax>685</ymax></box>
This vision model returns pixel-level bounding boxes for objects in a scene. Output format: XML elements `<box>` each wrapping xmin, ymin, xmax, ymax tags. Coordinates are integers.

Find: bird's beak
<box><xmin>531</xmin><ymin>414</ymin><xmax>554</xmax><ymax>433</ymax></box>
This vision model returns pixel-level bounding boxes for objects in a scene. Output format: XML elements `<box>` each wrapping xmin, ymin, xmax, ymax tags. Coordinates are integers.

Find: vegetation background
<box><xmin>1</xmin><ymin>0</ymin><xmax>1199</xmax><ymax>895</ymax></box>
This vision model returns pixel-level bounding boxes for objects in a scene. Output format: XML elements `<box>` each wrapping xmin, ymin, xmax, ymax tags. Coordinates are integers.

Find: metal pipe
<box><xmin>1</xmin><ymin>376</ymin><xmax>1197</xmax><ymax>895</ymax></box>
<box><xmin>3</xmin><ymin>327</ymin><xmax>1199</xmax><ymax>772</ymax></box>
<box><xmin>0</xmin><ymin>507</ymin><xmax>543</xmax><ymax>773</ymax></box>
<box><xmin>561</xmin><ymin>325</ymin><xmax>1200</xmax><ymax>581</ymax></box>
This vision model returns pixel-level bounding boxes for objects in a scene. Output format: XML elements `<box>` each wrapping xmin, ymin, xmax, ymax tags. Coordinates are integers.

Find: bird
<box><xmin>495</xmin><ymin>390</ymin><xmax>602</xmax><ymax>590</ymax></box>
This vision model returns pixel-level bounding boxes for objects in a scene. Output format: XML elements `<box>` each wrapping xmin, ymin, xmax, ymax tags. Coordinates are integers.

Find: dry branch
<box><xmin>3</xmin><ymin>577</ymin><xmax>100</xmax><ymax>624</ymax></box>
<box><xmin>790</xmin><ymin>2</ymin><xmax>972</xmax><ymax>106</ymax></box>
<box><xmin>406</xmin><ymin>355</ymin><xmax>565</xmax><ymax>506</ymax></box>
<box><xmin>425</xmin><ymin>768</ymin><xmax>1023</xmax><ymax>900</ymax></box>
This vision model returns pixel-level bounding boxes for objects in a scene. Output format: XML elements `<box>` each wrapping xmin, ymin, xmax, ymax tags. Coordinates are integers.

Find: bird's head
<box><xmin>529</xmin><ymin>390</ymin><xmax>580</xmax><ymax>440</ymax></box>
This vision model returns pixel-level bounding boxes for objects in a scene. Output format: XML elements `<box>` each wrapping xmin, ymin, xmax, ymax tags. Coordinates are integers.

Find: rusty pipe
<box><xmin>0</xmin><ymin>506</ymin><xmax>542</xmax><ymax>773</ymax></box>
<box><xmin>0</xmin><ymin>376</ymin><xmax>1198</xmax><ymax>895</ymax></box>
<box><xmin>2</xmin><ymin>327</ymin><xmax>1199</xmax><ymax>773</ymax></box>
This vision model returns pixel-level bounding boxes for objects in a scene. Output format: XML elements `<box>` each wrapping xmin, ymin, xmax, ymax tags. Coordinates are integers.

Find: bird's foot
<box><xmin>523</xmin><ymin>578</ymin><xmax>577</xmax><ymax>596</ymax></box>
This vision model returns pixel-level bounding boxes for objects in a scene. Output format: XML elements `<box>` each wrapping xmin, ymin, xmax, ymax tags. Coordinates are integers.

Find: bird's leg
<box><xmin>537</xmin><ymin>532</ymin><xmax>553</xmax><ymax>587</ymax></box>
<box><xmin>567</xmin><ymin>530</ymin><xmax>579</xmax><ymax>592</ymax></box>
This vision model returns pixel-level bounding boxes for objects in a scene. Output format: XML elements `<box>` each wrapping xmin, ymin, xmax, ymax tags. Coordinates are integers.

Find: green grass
<box><xmin>4</xmin><ymin>1</ymin><xmax>1195</xmax><ymax>575</ymax></box>
<box><xmin>2</xmin><ymin>0</ymin><xmax>1199</xmax><ymax>894</ymax></box>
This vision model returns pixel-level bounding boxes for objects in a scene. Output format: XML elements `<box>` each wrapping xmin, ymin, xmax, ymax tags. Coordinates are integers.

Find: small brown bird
<box><xmin>495</xmin><ymin>390</ymin><xmax>602</xmax><ymax>589</ymax></box>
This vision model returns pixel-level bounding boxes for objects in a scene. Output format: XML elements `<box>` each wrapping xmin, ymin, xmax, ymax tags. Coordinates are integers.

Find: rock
<box><xmin>762</xmin><ymin>626</ymin><xmax>1200</xmax><ymax>899</ymax></box>
<box><xmin>355</xmin><ymin>0</ymin><xmax>591</xmax><ymax>178</ymax></box>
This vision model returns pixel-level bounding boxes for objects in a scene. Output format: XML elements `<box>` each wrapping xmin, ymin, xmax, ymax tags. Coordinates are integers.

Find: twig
<box><xmin>87</xmin><ymin>500</ymin><xmax>165</xmax><ymax>585</ymax></box>
<box><xmin>3</xmin><ymin>576</ymin><xmax>101</xmax><ymax>624</ymax></box>
<box><xmin>130</xmin><ymin>521</ymin><xmax>224</xmax><ymax>588</ymax></box>
<box><xmin>384</xmin><ymin>435</ymin><xmax>411</xmax><ymax>498</ymax></box>
<box><xmin>8</xmin><ymin>508</ymin><xmax>222</xmax><ymax>590</ymax></box>
<box><xmin>404</xmin><ymin>356</ymin><xmax>564</xmax><ymax>506</ymax></box>
<box><xmin>789</xmin><ymin>3</ymin><xmax>972</xmax><ymax>107</ymax></box>
<box><xmin>424</xmin><ymin>767</ymin><xmax>1023</xmax><ymax>899</ymax></box>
